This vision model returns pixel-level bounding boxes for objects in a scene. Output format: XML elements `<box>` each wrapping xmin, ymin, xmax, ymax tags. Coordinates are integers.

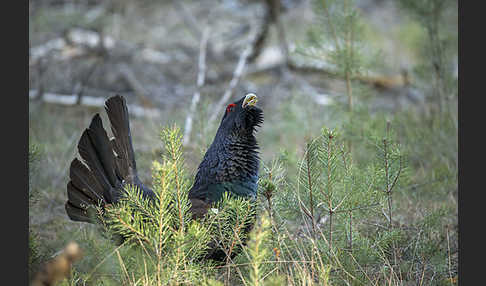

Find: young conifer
<box><xmin>101</xmin><ymin>125</ymin><xmax>257</xmax><ymax>284</ymax></box>
<box><xmin>298</xmin><ymin>0</ymin><xmax>378</xmax><ymax>112</ymax></box>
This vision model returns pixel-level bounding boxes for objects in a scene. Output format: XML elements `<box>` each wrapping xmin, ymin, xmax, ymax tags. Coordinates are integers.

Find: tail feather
<box><xmin>76</xmin><ymin>131</ymin><xmax>115</xmax><ymax>204</ymax></box>
<box><xmin>66</xmin><ymin>182</ymin><xmax>100</xmax><ymax>223</ymax></box>
<box><xmin>66</xmin><ymin>95</ymin><xmax>155</xmax><ymax>223</ymax></box>
<box><xmin>69</xmin><ymin>158</ymin><xmax>105</xmax><ymax>203</ymax></box>
<box><xmin>66</xmin><ymin>116</ymin><xmax>122</xmax><ymax>222</ymax></box>
<box><xmin>65</xmin><ymin>158</ymin><xmax>107</xmax><ymax>222</ymax></box>
<box><xmin>66</xmin><ymin>181</ymin><xmax>96</xmax><ymax>209</ymax></box>
<box><xmin>65</xmin><ymin>201</ymin><xmax>94</xmax><ymax>223</ymax></box>
<box><xmin>105</xmin><ymin>95</ymin><xmax>137</xmax><ymax>182</ymax></box>
<box><xmin>81</xmin><ymin>114</ymin><xmax>119</xmax><ymax>189</ymax></box>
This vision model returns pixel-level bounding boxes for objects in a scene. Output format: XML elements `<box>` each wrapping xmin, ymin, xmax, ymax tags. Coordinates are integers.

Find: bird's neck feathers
<box><xmin>213</xmin><ymin>130</ymin><xmax>260</xmax><ymax>181</ymax></box>
<box><xmin>189</xmin><ymin>131</ymin><xmax>260</xmax><ymax>201</ymax></box>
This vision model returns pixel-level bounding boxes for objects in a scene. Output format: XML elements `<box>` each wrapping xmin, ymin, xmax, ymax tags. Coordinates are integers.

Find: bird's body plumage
<box><xmin>64</xmin><ymin>94</ymin><xmax>263</xmax><ymax>261</ymax></box>
<box><xmin>188</xmin><ymin>95</ymin><xmax>262</xmax><ymax>216</ymax></box>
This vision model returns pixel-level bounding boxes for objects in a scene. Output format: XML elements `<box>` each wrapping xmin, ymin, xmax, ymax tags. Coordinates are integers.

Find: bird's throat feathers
<box><xmin>189</xmin><ymin>123</ymin><xmax>261</xmax><ymax>203</ymax></box>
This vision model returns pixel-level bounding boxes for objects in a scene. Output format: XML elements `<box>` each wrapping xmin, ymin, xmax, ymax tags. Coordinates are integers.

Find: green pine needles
<box><xmin>297</xmin><ymin>0</ymin><xmax>379</xmax><ymax>111</ymax></box>
<box><xmin>54</xmin><ymin>123</ymin><xmax>454</xmax><ymax>286</ymax></box>
<box><xmin>100</xmin><ymin>125</ymin><xmax>258</xmax><ymax>285</ymax></box>
<box><xmin>31</xmin><ymin>115</ymin><xmax>456</xmax><ymax>286</ymax></box>
<box><xmin>252</xmin><ymin>125</ymin><xmax>409</xmax><ymax>285</ymax></box>
<box><xmin>297</xmin><ymin>128</ymin><xmax>386</xmax><ymax>248</ymax></box>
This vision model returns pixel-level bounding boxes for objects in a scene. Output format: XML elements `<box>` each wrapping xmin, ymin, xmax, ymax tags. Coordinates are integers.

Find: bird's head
<box><xmin>188</xmin><ymin>93</ymin><xmax>263</xmax><ymax>204</ymax></box>
<box><xmin>217</xmin><ymin>93</ymin><xmax>263</xmax><ymax>138</ymax></box>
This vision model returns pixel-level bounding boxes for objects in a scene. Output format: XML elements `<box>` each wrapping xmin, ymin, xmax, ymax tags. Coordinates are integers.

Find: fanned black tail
<box><xmin>65</xmin><ymin>95</ymin><xmax>155</xmax><ymax>223</ymax></box>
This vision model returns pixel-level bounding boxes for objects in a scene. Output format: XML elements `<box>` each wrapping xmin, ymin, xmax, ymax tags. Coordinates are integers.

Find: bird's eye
<box><xmin>226</xmin><ymin>103</ymin><xmax>236</xmax><ymax>113</ymax></box>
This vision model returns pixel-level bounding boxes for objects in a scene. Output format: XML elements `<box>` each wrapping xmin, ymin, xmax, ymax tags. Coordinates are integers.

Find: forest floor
<box><xmin>29</xmin><ymin>0</ymin><xmax>458</xmax><ymax>285</ymax></box>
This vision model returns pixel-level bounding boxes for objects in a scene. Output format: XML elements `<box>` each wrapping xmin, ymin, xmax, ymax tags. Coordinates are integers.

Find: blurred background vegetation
<box><xmin>29</xmin><ymin>0</ymin><xmax>457</xmax><ymax>285</ymax></box>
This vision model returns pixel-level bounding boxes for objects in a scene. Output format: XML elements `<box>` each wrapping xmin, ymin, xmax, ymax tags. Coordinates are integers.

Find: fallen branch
<box><xmin>28</xmin><ymin>90</ymin><xmax>161</xmax><ymax>118</ymax></box>
<box><xmin>65</xmin><ymin>28</ymin><xmax>115</xmax><ymax>51</ymax></box>
<box><xmin>183</xmin><ymin>27</ymin><xmax>210</xmax><ymax>147</ymax></box>
<box><xmin>289</xmin><ymin>59</ymin><xmax>411</xmax><ymax>90</ymax></box>
<box><xmin>287</xmin><ymin>58</ymin><xmax>339</xmax><ymax>77</ymax></box>
<box><xmin>205</xmin><ymin>53</ymin><xmax>338</xmax><ymax>85</ymax></box>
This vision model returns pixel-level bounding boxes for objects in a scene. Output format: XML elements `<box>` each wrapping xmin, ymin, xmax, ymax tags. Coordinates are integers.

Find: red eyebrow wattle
<box><xmin>226</xmin><ymin>103</ymin><xmax>236</xmax><ymax>113</ymax></box>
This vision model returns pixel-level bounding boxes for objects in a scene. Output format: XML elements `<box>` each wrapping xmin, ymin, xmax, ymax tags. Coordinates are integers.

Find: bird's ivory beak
<box><xmin>242</xmin><ymin>93</ymin><xmax>258</xmax><ymax>108</ymax></box>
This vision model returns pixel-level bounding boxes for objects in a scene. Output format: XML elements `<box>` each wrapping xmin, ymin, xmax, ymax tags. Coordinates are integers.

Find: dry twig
<box><xmin>183</xmin><ymin>27</ymin><xmax>210</xmax><ymax>147</ymax></box>
<box><xmin>208</xmin><ymin>44</ymin><xmax>253</xmax><ymax>125</ymax></box>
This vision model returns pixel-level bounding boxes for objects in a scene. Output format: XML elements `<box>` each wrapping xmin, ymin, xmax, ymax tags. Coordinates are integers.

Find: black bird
<box><xmin>188</xmin><ymin>93</ymin><xmax>262</xmax><ymax>218</ymax></box>
<box><xmin>64</xmin><ymin>93</ymin><xmax>263</xmax><ymax>258</ymax></box>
